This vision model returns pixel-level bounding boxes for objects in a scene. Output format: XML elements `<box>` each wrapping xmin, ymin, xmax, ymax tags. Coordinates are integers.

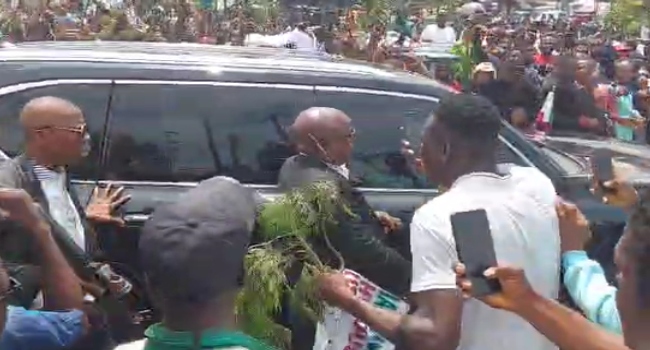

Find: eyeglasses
<box><xmin>35</xmin><ymin>123</ymin><xmax>87</xmax><ymax>135</ymax></box>
<box><xmin>0</xmin><ymin>277</ymin><xmax>22</xmax><ymax>302</ymax></box>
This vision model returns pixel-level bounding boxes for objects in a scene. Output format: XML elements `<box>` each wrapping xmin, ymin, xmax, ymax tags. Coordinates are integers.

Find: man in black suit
<box><xmin>279</xmin><ymin>107</ymin><xmax>411</xmax><ymax>349</ymax></box>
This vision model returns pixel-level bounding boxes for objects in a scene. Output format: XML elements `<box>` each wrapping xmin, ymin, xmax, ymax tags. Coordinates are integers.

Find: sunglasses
<box><xmin>35</xmin><ymin>123</ymin><xmax>87</xmax><ymax>134</ymax></box>
<box><xmin>0</xmin><ymin>277</ymin><xmax>21</xmax><ymax>302</ymax></box>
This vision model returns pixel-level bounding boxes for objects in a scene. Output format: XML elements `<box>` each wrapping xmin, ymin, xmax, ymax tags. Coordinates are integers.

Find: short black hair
<box><xmin>433</xmin><ymin>93</ymin><xmax>501</xmax><ymax>145</ymax></box>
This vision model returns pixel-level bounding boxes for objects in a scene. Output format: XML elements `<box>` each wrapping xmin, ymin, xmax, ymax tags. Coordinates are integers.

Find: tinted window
<box><xmin>0</xmin><ymin>83</ymin><xmax>110</xmax><ymax>180</ymax></box>
<box><xmin>314</xmin><ymin>90</ymin><xmax>529</xmax><ymax>188</ymax></box>
<box><xmin>105</xmin><ymin>83</ymin><xmax>316</xmax><ymax>183</ymax></box>
<box><xmin>314</xmin><ymin>90</ymin><xmax>437</xmax><ymax>189</ymax></box>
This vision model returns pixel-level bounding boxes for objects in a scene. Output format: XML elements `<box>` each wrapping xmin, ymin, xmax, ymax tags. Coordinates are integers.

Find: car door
<box><xmin>93</xmin><ymin>80</ymin><xmax>316</xmax><ymax>269</ymax></box>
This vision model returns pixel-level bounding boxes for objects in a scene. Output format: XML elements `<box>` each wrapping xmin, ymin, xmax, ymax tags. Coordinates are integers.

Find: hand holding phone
<box><xmin>592</xmin><ymin>149</ymin><xmax>614</xmax><ymax>185</ymax></box>
<box><xmin>451</xmin><ymin>209</ymin><xmax>501</xmax><ymax>297</ymax></box>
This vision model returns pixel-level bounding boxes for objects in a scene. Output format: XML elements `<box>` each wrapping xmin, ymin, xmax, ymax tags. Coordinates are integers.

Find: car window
<box><xmin>314</xmin><ymin>90</ymin><xmax>531</xmax><ymax>189</ymax></box>
<box><xmin>0</xmin><ymin>83</ymin><xmax>110</xmax><ymax>180</ymax></box>
<box><xmin>105</xmin><ymin>83</ymin><xmax>315</xmax><ymax>183</ymax></box>
<box><xmin>314</xmin><ymin>90</ymin><xmax>437</xmax><ymax>189</ymax></box>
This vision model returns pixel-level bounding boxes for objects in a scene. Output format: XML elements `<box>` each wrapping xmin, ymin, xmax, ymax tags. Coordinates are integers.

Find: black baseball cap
<box><xmin>139</xmin><ymin>176</ymin><xmax>259</xmax><ymax>302</ymax></box>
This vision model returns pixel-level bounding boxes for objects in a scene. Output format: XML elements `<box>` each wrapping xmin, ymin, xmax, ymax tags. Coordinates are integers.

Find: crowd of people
<box><xmin>409</xmin><ymin>11</ymin><xmax>650</xmax><ymax>143</ymax></box>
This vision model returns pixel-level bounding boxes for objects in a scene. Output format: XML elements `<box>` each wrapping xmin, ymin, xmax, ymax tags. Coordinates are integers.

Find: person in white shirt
<box><xmin>420</xmin><ymin>13</ymin><xmax>457</xmax><ymax>52</ymax></box>
<box><xmin>316</xmin><ymin>94</ymin><xmax>560</xmax><ymax>350</ymax></box>
<box><xmin>284</xmin><ymin>23</ymin><xmax>316</xmax><ymax>50</ymax></box>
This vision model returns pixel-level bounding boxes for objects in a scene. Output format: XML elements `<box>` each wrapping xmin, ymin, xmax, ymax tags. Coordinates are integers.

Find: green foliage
<box><xmin>604</xmin><ymin>0</ymin><xmax>649</xmax><ymax>37</ymax></box>
<box><xmin>237</xmin><ymin>181</ymin><xmax>350</xmax><ymax>349</ymax></box>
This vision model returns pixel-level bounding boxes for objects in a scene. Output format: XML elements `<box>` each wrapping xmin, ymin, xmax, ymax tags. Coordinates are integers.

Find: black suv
<box><xmin>0</xmin><ymin>41</ymin><xmax>625</xmax><ymax>278</ymax></box>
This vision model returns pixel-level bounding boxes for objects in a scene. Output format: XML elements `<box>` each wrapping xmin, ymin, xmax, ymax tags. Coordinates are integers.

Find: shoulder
<box><xmin>0</xmin><ymin>157</ymin><xmax>24</xmax><ymax>188</ymax></box>
<box><xmin>411</xmin><ymin>191</ymin><xmax>461</xmax><ymax>243</ymax></box>
<box><xmin>503</xmin><ymin>165</ymin><xmax>557</xmax><ymax>207</ymax></box>
<box><xmin>278</xmin><ymin>155</ymin><xmax>338</xmax><ymax>189</ymax></box>
<box><xmin>2</xmin><ymin>307</ymin><xmax>85</xmax><ymax>348</ymax></box>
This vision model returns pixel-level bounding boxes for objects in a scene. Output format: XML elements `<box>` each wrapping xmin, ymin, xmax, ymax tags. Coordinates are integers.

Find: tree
<box><xmin>604</xmin><ymin>0</ymin><xmax>649</xmax><ymax>37</ymax></box>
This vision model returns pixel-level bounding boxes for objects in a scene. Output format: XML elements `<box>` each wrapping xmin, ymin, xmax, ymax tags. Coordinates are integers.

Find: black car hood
<box><xmin>544</xmin><ymin>135</ymin><xmax>650</xmax><ymax>185</ymax></box>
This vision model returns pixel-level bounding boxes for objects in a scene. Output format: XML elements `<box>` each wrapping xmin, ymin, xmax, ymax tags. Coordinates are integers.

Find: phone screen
<box><xmin>592</xmin><ymin>149</ymin><xmax>614</xmax><ymax>184</ymax></box>
<box><xmin>451</xmin><ymin>209</ymin><xmax>501</xmax><ymax>296</ymax></box>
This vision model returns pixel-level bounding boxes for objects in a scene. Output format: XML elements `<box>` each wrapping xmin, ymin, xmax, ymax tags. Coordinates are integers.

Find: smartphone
<box><xmin>592</xmin><ymin>149</ymin><xmax>614</xmax><ymax>184</ymax></box>
<box><xmin>451</xmin><ymin>209</ymin><xmax>501</xmax><ymax>297</ymax></box>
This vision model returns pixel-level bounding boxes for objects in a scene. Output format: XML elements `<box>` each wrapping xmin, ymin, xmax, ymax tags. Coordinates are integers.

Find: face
<box><xmin>576</xmin><ymin>62</ymin><xmax>594</xmax><ymax>85</ymax></box>
<box><xmin>616</xmin><ymin>63</ymin><xmax>635</xmax><ymax>84</ymax></box>
<box><xmin>436</xmin><ymin>15</ymin><xmax>446</xmax><ymax>27</ymax></box>
<box><xmin>33</xmin><ymin>113</ymin><xmax>90</xmax><ymax>165</ymax></box>
<box><xmin>420</xmin><ymin>116</ymin><xmax>448</xmax><ymax>186</ymax></box>
<box><xmin>540</xmin><ymin>38</ymin><xmax>555</xmax><ymax>54</ymax></box>
<box><xmin>312</xmin><ymin>117</ymin><xmax>355</xmax><ymax>166</ymax></box>
<box><xmin>435</xmin><ymin>65</ymin><xmax>451</xmax><ymax>81</ymax></box>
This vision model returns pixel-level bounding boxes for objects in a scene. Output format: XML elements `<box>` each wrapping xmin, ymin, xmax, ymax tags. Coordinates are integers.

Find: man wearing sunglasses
<box><xmin>0</xmin><ymin>96</ymin><xmax>129</xmax><ymax>307</ymax></box>
<box><xmin>0</xmin><ymin>188</ymin><xmax>86</xmax><ymax>349</ymax></box>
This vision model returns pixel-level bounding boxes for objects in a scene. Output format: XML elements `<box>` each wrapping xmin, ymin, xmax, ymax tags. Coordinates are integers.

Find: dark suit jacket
<box><xmin>0</xmin><ymin>155</ymin><xmax>99</xmax><ymax>306</ymax></box>
<box><xmin>278</xmin><ymin>154</ymin><xmax>411</xmax><ymax>296</ymax></box>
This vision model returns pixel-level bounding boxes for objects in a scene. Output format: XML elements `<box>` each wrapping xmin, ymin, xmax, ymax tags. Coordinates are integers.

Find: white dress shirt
<box><xmin>33</xmin><ymin>165</ymin><xmax>86</xmax><ymax>250</ymax></box>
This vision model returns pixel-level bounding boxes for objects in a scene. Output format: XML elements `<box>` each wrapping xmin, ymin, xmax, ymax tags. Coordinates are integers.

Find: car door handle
<box><xmin>123</xmin><ymin>214</ymin><xmax>150</xmax><ymax>222</ymax></box>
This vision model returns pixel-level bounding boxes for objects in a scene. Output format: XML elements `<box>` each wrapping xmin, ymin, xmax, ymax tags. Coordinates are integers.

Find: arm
<box><xmin>562</xmin><ymin>251</ymin><xmax>621</xmax><ymax>333</ymax></box>
<box><xmin>340</xmin><ymin>210</ymin><xmax>463</xmax><ymax>350</ymax></box>
<box><xmin>279</xmin><ymin>164</ymin><xmax>411</xmax><ymax>296</ymax></box>
<box><xmin>29</xmin><ymin>221</ymin><xmax>84</xmax><ymax>311</ymax></box>
<box><xmin>327</xmin><ymin>194</ymin><xmax>411</xmax><ymax>296</ymax></box>
<box><xmin>515</xmin><ymin>293</ymin><xmax>628</xmax><ymax>350</ymax></box>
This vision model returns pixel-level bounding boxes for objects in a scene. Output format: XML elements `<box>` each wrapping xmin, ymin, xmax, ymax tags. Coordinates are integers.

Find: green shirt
<box><xmin>141</xmin><ymin>324</ymin><xmax>273</xmax><ymax>350</ymax></box>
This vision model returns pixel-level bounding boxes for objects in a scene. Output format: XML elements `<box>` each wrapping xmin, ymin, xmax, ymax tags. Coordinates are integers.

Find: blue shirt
<box><xmin>562</xmin><ymin>251</ymin><xmax>622</xmax><ymax>333</ymax></box>
<box><xmin>0</xmin><ymin>306</ymin><xmax>85</xmax><ymax>350</ymax></box>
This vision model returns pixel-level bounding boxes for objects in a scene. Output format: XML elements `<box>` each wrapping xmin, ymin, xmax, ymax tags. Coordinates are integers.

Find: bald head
<box><xmin>291</xmin><ymin>107</ymin><xmax>353</xmax><ymax>165</ymax></box>
<box><xmin>292</xmin><ymin>107</ymin><xmax>351</xmax><ymax>141</ymax></box>
<box><xmin>20</xmin><ymin>96</ymin><xmax>83</xmax><ymax>131</ymax></box>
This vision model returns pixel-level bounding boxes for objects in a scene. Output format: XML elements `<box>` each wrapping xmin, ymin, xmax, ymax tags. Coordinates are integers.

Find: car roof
<box><xmin>0</xmin><ymin>41</ymin><xmax>454</xmax><ymax>93</ymax></box>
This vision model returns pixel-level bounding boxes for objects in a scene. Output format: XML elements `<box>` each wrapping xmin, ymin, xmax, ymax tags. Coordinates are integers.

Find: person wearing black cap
<box><xmin>115</xmin><ymin>176</ymin><xmax>271</xmax><ymax>350</ymax></box>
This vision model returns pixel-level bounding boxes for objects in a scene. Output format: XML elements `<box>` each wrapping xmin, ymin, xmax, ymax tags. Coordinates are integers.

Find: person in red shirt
<box><xmin>535</xmin><ymin>36</ymin><xmax>556</xmax><ymax>76</ymax></box>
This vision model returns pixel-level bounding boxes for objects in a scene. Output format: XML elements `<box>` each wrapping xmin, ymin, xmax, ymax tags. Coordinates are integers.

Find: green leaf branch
<box><xmin>236</xmin><ymin>181</ymin><xmax>351</xmax><ymax>349</ymax></box>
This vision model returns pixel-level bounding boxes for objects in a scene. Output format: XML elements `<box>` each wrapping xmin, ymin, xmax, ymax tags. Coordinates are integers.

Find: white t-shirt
<box><xmin>420</xmin><ymin>25</ymin><xmax>456</xmax><ymax>51</ymax></box>
<box><xmin>285</xmin><ymin>28</ymin><xmax>316</xmax><ymax>50</ymax></box>
<box><xmin>410</xmin><ymin>164</ymin><xmax>560</xmax><ymax>350</ymax></box>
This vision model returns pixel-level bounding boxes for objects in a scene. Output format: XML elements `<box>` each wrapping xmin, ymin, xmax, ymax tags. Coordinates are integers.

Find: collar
<box><xmin>449</xmin><ymin>170</ymin><xmax>510</xmax><ymax>191</ymax></box>
<box><xmin>144</xmin><ymin>323</ymin><xmax>266</xmax><ymax>349</ymax></box>
<box><xmin>30</xmin><ymin>160</ymin><xmax>65</xmax><ymax>182</ymax></box>
<box><xmin>298</xmin><ymin>153</ymin><xmax>349</xmax><ymax>180</ymax></box>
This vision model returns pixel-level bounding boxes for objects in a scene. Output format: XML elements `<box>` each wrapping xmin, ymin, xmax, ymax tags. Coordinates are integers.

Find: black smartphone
<box><xmin>592</xmin><ymin>149</ymin><xmax>614</xmax><ymax>185</ymax></box>
<box><xmin>451</xmin><ymin>209</ymin><xmax>501</xmax><ymax>297</ymax></box>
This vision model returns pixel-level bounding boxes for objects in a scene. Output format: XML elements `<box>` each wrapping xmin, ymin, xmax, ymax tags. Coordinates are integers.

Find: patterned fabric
<box><xmin>562</xmin><ymin>251</ymin><xmax>621</xmax><ymax>333</ymax></box>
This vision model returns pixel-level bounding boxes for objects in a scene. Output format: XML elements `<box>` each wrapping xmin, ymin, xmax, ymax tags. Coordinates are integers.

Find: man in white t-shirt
<box><xmin>317</xmin><ymin>94</ymin><xmax>560</xmax><ymax>350</ymax></box>
<box><xmin>420</xmin><ymin>13</ymin><xmax>456</xmax><ymax>52</ymax></box>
